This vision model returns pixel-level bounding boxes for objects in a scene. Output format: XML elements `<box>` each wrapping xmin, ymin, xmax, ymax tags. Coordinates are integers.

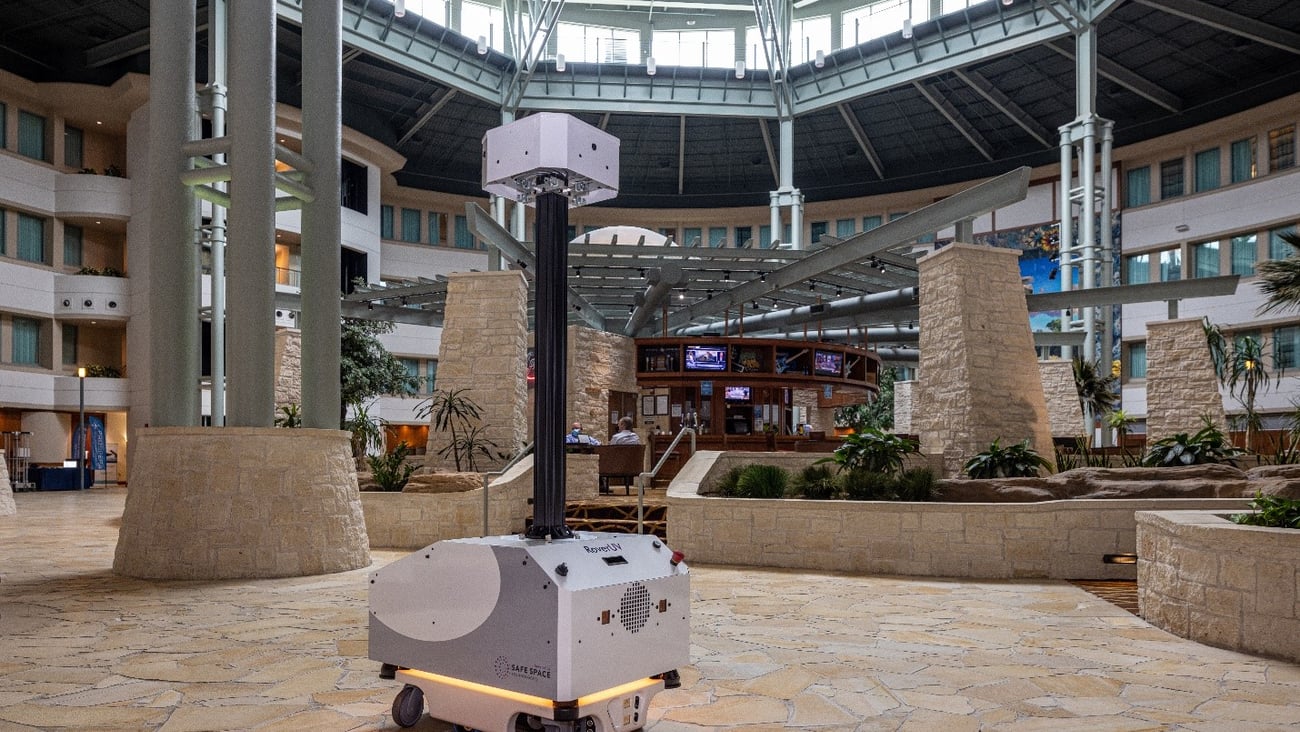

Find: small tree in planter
<box><xmin>963</xmin><ymin>438</ymin><xmax>1053</xmax><ymax>478</ymax></box>
<box><xmin>367</xmin><ymin>441</ymin><xmax>419</xmax><ymax>492</ymax></box>
<box><xmin>1142</xmin><ymin>421</ymin><xmax>1244</xmax><ymax>467</ymax></box>
<box><xmin>417</xmin><ymin>388</ymin><xmax>505</xmax><ymax>472</ymax></box>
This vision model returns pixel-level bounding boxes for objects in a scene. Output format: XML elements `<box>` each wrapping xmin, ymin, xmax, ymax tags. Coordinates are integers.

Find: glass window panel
<box><xmin>1193</xmin><ymin>148</ymin><xmax>1219</xmax><ymax>192</ymax></box>
<box><xmin>454</xmin><ymin>215</ymin><xmax>474</xmax><ymax>248</ymax></box>
<box><xmin>555</xmin><ymin>22</ymin><xmax>640</xmax><ymax>64</ymax></box>
<box><xmin>1125</xmin><ymin>253</ymin><xmax>1150</xmax><ymax>284</ymax></box>
<box><xmin>734</xmin><ymin>226</ymin><xmax>752</xmax><ymax>248</ymax></box>
<box><xmin>744</xmin><ymin>27</ymin><xmax>768</xmax><ymax>71</ymax></box>
<box><xmin>1127</xmin><ymin>342</ymin><xmax>1146</xmax><ymax>379</ymax></box>
<box><xmin>1270</xmin><ymin>125</ymin><xmax>1295</xmax><ymax>172</ymax></box>
<box><xmin>12</xmin><ymin>317</ymin><xmax>40</xmax><ymax>364</ymax></box>
<box><xmin>61</xmin><ymin>324</ymin><xmax>77</xmax><ymax>366</ymax></box>
<box><xmin>862</xmin><ymin>215</ymin><xmax>882</xmax><ymax>231</ymax></box>
<box><xmin>400</xmin><ymin>208</ymin><xmax>421</xmax><ymax>243</ymax></box>
<box><xmin>17</xmin><ymin>213</ymin><xmax>45</xmax><ymax>263</ymax></box>
<box><xmin>842</xmin><ymin>2</ymin><xmax>908</xmax><ymax>47</ymax></box>
<box><xmin>791</xmin><ymin>15</ymin><xmax>832</xmax><ymax>64</ymax></box>
<box><xmin>1230</xmin><ymin>234</ymin><xmax>1257</xmax><ymax>276</ymax></box>
<box><xmin>1192</xmin><ymin>241</ymin><xmax>1219</xmax><ymax>278</ymax></box>
<box><xmin>426</xmin><ymin>359</ymin><xmax>438</xmax><ymax>394</ymax></box>
<box><xmin>64</xmin><ymin>224</ymin><xmax>83</xmax><ymax>267</ymax></box>
<box><xmin>836</xmin><ymin>219</ymin><xmax>855</xmax><ymax>238</ymax></box>
<box><xmin>1159</xmin><ymin>248</ymin><xmax>1181</xmax><ymax>281</ymax></box>
<box><xmin>1125</xmin><ymin>166</ymin><xmax>1150</xmax><ymax>207</ymax></box>
<box><xmin>64</xmin><ymin>126</ymin><xmax>83</xmax><ymax>168</ymax></box>
<box><xmin>428</xmin><ymin>212</ymin><xmax>441</xmax><ymax>245</ymax></box>
<box><xmin>683</xmin><ymin>227</ymin><xmax>702</xmax><ymax>247</ymax></box>
<box><xmin>759</xmin><ymin>225</ymin><xmax>771</xmax><ymax>248</ymax></box>
<box><xmin>1230</xmin><ymin>138</ymin><xmax>1256</xmax><ymax>183</ymax></box>
<box><xmin>652</xmin><ymin>29</ymin><xmax>734</xmax><ymax>68</ymax></box>
<box><xmin>397</xmin><ymin>358</ymin><xmax>419</xmax><ymax>395</ymax></box>
<box><xmin>1159</xmin><ymin>159</ymin><xmax>1184</xmax><ymax>200</ymax></box>
<box><xmin>809</xmin><ymin>221</ymin><xmax>828</xmax><ymax>244</ymax></box>
<box><xmin>379</xmin><ymin>205</ymin><xmax>394</xmax><ymax>240</ymax></box>
<box><xmin>0</xmin><ymin>208</ymin><xmax>7</xmax><ymax>255</ymax></box>
<box><xmin>340</xmin><ymin>158</ymin><xmax>368</xmax><ymax>214</ymax></box>
<box><xmin>0</xmin><ymin>102</ymin><xmax>6</xmax><ymax>150</ymax></box>
<box><xmin>708</xmin><ymin>227</ymin><xmax>727</xmax><ymax>248</ymax></box>
<box><xmin>461</xmin><ymin>1</ymin><xmax>505</xmax><ymax>52</ymax></box>
<box><xmin>1275</xmin><ymin>326</ymin><xmax>1300</xmax><ymax>370</ymax></box>
<box><xmin>17</xmin><ymin>111</ymin><xmax>45</xmax><ymax>161</ymax></box>
<box><xmin>1270</xmin><ymin>226</ymin><xmax>1297</xmax><ymax>261</ymax></box>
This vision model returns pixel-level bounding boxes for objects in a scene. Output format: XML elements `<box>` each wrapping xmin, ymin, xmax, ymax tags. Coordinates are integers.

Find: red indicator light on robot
<box><xmin>670</xmin><ymin>551</ymin><xmax>685</xmax><ymax>567</ymax></box>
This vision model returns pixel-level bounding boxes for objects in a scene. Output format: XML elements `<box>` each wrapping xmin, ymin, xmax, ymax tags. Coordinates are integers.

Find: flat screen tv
<box><xmin>724</xmin><ymin>385</ymin><xmax>751</xmax><ymax>401</ymax></box>
<box><xmin>814</xmin><ymin>349</ymin><xmax>843</xmax><ymax>376</ymax></box>
<box><xmin>684</xmin><ymin>344</ymin><xmax>727</xmax><ymax>371</ymax></box>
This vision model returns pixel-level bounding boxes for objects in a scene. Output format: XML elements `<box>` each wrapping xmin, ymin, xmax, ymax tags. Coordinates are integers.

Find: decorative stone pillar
<box><xmin>892</xmin><ymin>380</ymin><xmax>915</xmax><ymax>434</ymax></box>
<box><xmin>1039</xmin><ymin>360</ymin><xmax>1085</xmax><ymax>438</ymax></box>
<box><xmin>426</xmin><ymin>271</ymin><xmax>529</xmax><ymax>470</ymax></box>
<box><xmin>274</xmin><ymin>328</ymin><xmax>303</xmax><ymax>408</ymax></box>
<box><xmin>916</xmin><ymin>243</ymin><xmax>1054</xmax><ymax>477</ymax></box>
<box><xmin>1145</xmin><ymin>318</ymin><xmax>1227</xmax><ymax>442</ymax></box>
<box><xmin>565</xmin><ymin>325</ymin><xmax>636</xmax><ymax>439</ymax></box>
<box><xmin>0</xmin><ymin>451</ymin><xmax>15</xmax><ymax>516</ymax></box>
<box><xmin>113</xmin><ymin>427</ymin><xmax>369</xmax><ymax>579</ymax></box>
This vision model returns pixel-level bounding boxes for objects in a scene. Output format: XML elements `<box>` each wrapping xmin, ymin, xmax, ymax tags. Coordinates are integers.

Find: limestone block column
<box><xmin>1145</xmin><ymin>318</ymin><xmax>1227</xmax><ymax>442</ymax></box>
<box><xmin>426</xmin><ymin>271</ymin><xmax>529</xmax><ymax>470</ymax></box>
<box><xmin>274</xmin><ymin>328</ymin><xmax>303</xmax><ymax>408</ymax></box>
<box><xmin>565</xmin><ymin>326</ymin><xmax>637</xmax><ymax>439</ymax></box>
<box><xmin>893</xmin><ymin>380</ymin><xmax>916</xmax><ymax>434</ymax></box>
<box><xmin>1039</xmin><ymin>360</ymin><xmax>1085</xmax><ymax>438</ymax></box>
<box><xmin>113</xmin><ymin>427</ymin><xmax>369</xmax><ymax>579</ymax></box>
<box><xmin>916</xmin><ymin>243</ymin><xmax>1053</xmax><ymax>477</ymax></box>
<box><xmin>0</xmin><ymin>451</ymin><xmax>14</xmax><ymax>516</ymax></box>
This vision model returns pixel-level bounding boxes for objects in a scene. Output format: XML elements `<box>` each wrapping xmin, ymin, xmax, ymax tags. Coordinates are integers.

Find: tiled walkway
<box><xmin>2</xmin><ymin>488</ymin><xmax>1299</xmax><ymax>731</ymax></box>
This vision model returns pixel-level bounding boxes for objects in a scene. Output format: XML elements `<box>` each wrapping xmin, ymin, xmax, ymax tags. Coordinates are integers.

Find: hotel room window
<box><xmin>400</xmin><ymin>208</ymin><xmax>421</xmax><ymax>243</ymax></box>
<box><xmin>1192</xmin><ymin>240</ymin><xmax>1219</xmax><ymax>278</ymax></box>
<box><xmin>1231</xmin><ymin>234</ymin><xmax>1257</xmax><ymax>276</ymax></box>
<box><xmin>1193</xmin><ymin>148</ymin><xmax>1219</xmax><ymax>192</ymax></box>
<box><xmin>1124</xmin><ymin>166</ymin><xmax>1150</xmax><ymax>207</ymax></box>
<box><xmin>1230</xmin><ymin>138</ymin><xmax>1256</xmax><ymax>183</ymax></box>
<box><xmin>1159</xmin><ymin>158</ymin><xmax>1184</xmax><ymax>200</ymax></box>
<box><xmin>1269</xmin><ymin>125</ymin><xmax>1295</xmax><ymax>172</ymax></box>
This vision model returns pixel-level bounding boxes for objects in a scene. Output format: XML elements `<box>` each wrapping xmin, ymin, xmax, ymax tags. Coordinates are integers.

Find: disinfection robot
<box><xmin>369</xmin><ymin>113</ymin><xmax>691</xmax><ymax>731</ymax></box>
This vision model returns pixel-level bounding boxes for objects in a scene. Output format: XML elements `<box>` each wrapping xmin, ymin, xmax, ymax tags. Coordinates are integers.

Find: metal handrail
<box><xmin>634</xmin><ymin>427</ymin><xmax>696</xmax><ymax>534</ymax></box>
<box><xmin>481</xmin><ymin>441</ymin><xmax>534</xmax><ymax>535</ymax></box>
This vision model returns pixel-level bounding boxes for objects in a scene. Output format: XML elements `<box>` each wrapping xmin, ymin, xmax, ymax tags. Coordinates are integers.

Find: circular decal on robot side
<box><xmin>370</xmin><ymin>542</ymin><xmax>502</xmax><ymax>643</ymax></box>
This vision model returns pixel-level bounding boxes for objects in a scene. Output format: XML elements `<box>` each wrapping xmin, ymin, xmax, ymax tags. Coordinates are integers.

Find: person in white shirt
<box><xmin>609</xmin><ymin>416</ymin><xmax>641</xmax><ymax>445</ymax></box>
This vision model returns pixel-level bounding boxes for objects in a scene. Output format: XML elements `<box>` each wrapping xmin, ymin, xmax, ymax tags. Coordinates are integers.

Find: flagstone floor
<box><xmin>2</xmin><ymin>488</ymin><xmax>1299</xmax><ymax>731</ymax></box>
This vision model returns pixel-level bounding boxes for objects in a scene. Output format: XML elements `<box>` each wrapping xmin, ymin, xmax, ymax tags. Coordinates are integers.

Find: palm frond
<box><xmin>1257</xmin><ymin>231</ymin><xmax>1300</xmax><ymax>315</ymax></box>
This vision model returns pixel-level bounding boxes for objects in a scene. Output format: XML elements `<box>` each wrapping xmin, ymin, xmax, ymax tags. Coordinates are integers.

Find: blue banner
<box><xmin>72</xmin><ymin>417</ymin><xmax>108</xmax><ymax>471</ymax></box>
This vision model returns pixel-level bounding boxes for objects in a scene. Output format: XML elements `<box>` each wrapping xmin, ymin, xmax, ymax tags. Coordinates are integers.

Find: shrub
<box><xmin>839</xmin><ymin>469</ymin><xmax>896</xmax><ymax>501</ymax></box>
<box><xmin>367</xmin><ymin>441</ymin><xmax>418</xmax><ymax>492</ymax></box>
<box><xmin>964</xmin><ymin>438</ymin><xmax>1053</xmax><ymax>478</ymax></box>
<box><xmin>791</xmin><ymin>465</ymin><xmax>838</xmax><ymax>500</ymax></box>
<box><xmin>1231</xmin><ymin>493</ymin><xmax>1300</xmax><ymax>529</ymax></box>
<box><xmin>713</xmin><ymin>465</ymin><xmax>746</xmax><ymax>497</ymax></box>
<box><xmin>894</xmin><ymin>467</ymin><xmax>937</xmax><ymax>502</ymax></box>
<box><xmin>734</xmin><ymin>464</ymin><xmax>790</xmax><ymax>499</ymax></box>
<box><xmin>820</xmin><ymin>428</ymin><xmax>919</xmax><ymax>475</ymax></box>
<box><xmin>1142</xmin><ymin>423</ymin><xmax>1244</xmax><ymax>467</ymax></box>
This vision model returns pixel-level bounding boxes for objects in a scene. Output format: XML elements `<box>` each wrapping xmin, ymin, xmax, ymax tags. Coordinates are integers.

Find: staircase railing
<box><xmin>481</xmin><ymin>441</ymin><xmax>534</xmax><ymax>535</ymax></box>
<box><xmin>635</xmin><ymin>427</ymin><xmax>696</xmax><ymax>534</ymax></box>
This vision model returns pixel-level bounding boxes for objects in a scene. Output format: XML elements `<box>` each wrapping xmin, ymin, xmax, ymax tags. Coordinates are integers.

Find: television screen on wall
<box><xmin>684</xmin><ymin>345</ymin><xmax>727</xmax><ymax>371</ymax></box>
<box><xmin>724</xmin><ymin>385</ymin><xmax>751</xmax><ymax>401</ymax></box>
<box><xmin>813</xmin><ymin>349</ymin><xmax>843</xmax><ymax>376</ymax></box>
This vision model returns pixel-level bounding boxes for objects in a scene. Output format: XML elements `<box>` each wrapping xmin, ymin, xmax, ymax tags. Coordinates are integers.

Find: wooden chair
<box><xmin>595</xmin><ymin>444</ymin><xmax>645</xmax><ymax>495</ymax></box>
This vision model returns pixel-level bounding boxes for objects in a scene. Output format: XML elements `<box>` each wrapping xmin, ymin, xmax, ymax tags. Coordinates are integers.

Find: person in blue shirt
<box><xmin>565</xmin><ymin>422</ymin><xmax>600</xmax><ymax>445</ymax></box>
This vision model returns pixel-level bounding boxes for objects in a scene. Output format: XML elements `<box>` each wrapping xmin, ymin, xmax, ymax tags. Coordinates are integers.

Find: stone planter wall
<box><xmin>667</xmin><ymin>451</ymin><xmax>1248</xmax><ymax>580</ymax></box>
<box><xmin>1137</xmin><ymin>510</ymin><xmax>1300</xmax><ymax>663</ymax></box>
<box><xmin>0</xmin><ymin>450</ymin><xmax>14</xmax><ymax>516</ymax></box>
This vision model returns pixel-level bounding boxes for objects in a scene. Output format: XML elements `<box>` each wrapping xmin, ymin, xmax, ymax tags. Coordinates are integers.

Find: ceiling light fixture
<box><xmin>814</xmin><ymin>50</ymin><xmax>825</xmax><ymax>69</ymax></box>
<box><xmin>394</xmin><ymin>0</ymin><xmax>406</xmax><ymax>17</ymax></box>
<box><xmin>902</xmin><ymin>18</ymin><xmax>913</xmax><ymax>39</ymax></box>
<box><xmin>1001</xmin><ymin>0</ymin><xmax>1013</xmax><ymax>5</ymax></box>
<box><xmin>735</xmin><ymin>61</ymin><xmax>745</xmax><ymax>79</ymax></box>
<box><xmin>477</xmin><ymin>35</ymin><xmax>488</xmax><ymax>55</ymax></box>
<box><xmin>555</xmin><ymin>53</ymin><xmax>566</xmax><ymax>72</ymax></box>
<box><xmin>647</xmin><ymin>57</ymin><xmax>657</xmax><ymax>76</ymax></box>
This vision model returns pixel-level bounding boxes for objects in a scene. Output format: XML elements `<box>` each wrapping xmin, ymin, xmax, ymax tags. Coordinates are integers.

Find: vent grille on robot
<box><xmin>619</xmin><ymin>582</ymin><xmax>652</xmax><ymax>633</ymax></box>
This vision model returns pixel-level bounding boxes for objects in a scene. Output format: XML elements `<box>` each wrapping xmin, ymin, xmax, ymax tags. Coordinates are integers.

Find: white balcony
<box><xmin>55</xmin><ymin>172</ymin><xmax>131</xmax><ymax>221</ymax></box>
<box><xmin>0</xmin><ymin>370</ymin><xmax>131</xmax><ymax>412</ymax></box>
<box><xmin>54</xmin><ymin>274</ymin><xmax>131</xmax><ymax>323</ymax></box>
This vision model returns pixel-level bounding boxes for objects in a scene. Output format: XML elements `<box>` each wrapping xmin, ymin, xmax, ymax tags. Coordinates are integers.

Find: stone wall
<box><xmin>0</xmin><ymin>450</ymin><xmax>14</xmax><ymax>516</ymax></box>
<box><xmin>1137</xmin><ymin>510</ymin><xmax>1300</xmax><ymax>663</ymax></box>
<box><xmin>666</xmin><ymin>451</ymin><xmax>1247</xmax><ymax>580</ymax></box>
<box><xmin>427</xmin><ymin>271</ymin><xmax>529</xmax><ymax>470</ymax></box>
<box><xmin>1145</xmin><ymin>318</ymin><xmax>1227</xmax><ymax>442</ymax></box>
<box><xmin>791</xmin><ymin>388</ymin><xmax>834</xmax><ymax>434</ymax></box>
<box><xmin>273</xmin><ymin>328</ymin><xmax>302</xmax><ymax>408</ymax></box>
<box><xmin>565</xmin><ymin>325</ymin><xmax>637</xmax><ymax>438</ymax></box>
<box><xmin>360</xmin><ymin>453</ymin><xmax>600</xmax><ymax>549</ymax></box>
<box><xmin>916</xmin><ymin>243</ymin><xmax>1053</xmax><ymax>476</ymax></box>
<box><xmin>113</xmin><ymin>427</ymin><xmax>370</xmax><ymax>579</ymax></box>
<box><xmin>1040</xmin><ymin>360</ymin><xmax>1085</xmax><ymax>438</ymax></box>
<box><xmin>893</xmin><ymin>380</ymin><xmax>915</xmax><ymax>434</ymax></box>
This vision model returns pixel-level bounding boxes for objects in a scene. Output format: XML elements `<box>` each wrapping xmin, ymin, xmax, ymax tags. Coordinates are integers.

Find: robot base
<box><xmin>390</xmin><ymin>668</ymin><xmax>664</xmax><ymax>731</ymax></box>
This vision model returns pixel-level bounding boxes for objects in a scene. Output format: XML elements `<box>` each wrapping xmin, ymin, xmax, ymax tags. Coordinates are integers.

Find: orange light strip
<box><xmin>398</xmin><ymin>669</ymin><xmax>659</xmax><ymax>711</ymax></box>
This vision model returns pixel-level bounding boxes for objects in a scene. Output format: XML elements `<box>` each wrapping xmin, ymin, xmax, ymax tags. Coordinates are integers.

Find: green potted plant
<box><xmin>963</xmin><ymin>438</ymin><xmax>1053</xmax><ymax>478</ymax></box>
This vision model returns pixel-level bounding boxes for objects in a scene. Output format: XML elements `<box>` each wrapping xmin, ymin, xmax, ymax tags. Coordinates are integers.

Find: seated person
<box><xmin>609</xmin><ymin>416</ymin><xmax>641</xmax><ymax>445</ymax></box>
<box><xmin>565</xmin><ymin>422</ymin><xmax>600</xmax><ymax>445</ymax></box>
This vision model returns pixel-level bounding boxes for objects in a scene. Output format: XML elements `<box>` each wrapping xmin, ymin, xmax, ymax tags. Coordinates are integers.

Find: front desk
<box><xmin>31</xmin><ymin>467</ymin><xmax>95</xmax><ymax>491</ymax></box>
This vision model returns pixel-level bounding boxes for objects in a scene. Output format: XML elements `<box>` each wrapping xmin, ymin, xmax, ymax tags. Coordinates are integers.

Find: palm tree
<box><xmin>1225</xmin><ymin>335</ymin><xmax>1275</xmax><ymax>451</ymax></box>
<box><xmin>1072</xmin><ymin>358</ymin><xmax>1119</xmax><ymax>423</ymax></box>
<box><xmin>1257</xmin><ymin>230</ymin><xmax>1300</xmax><ymax>313</ymax></box>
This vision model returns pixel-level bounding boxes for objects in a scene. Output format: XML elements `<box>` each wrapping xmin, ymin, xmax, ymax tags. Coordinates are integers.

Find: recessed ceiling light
<box><xmin>94</xmin><ymin>220</ymin><xmax>101</xmax><ymax>225</ymax></box>
<box><xmin>95</xmin><ymin>121</ymin><xmax>102</xmax><ymax>125</ymax></box>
